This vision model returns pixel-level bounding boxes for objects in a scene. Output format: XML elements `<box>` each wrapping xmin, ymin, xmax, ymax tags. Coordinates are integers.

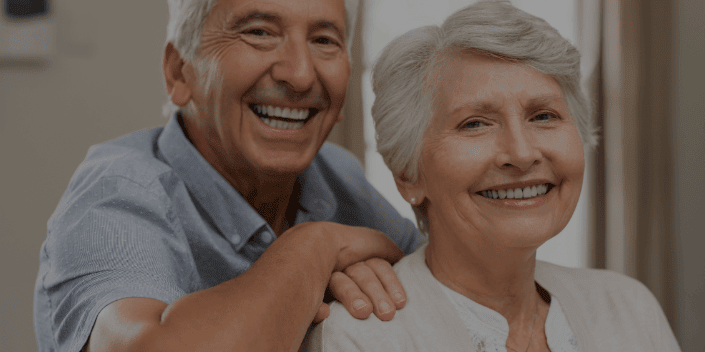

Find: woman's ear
<box><xmin>163</xmin><ymin>43</ymin><xmax>193</xmax><ymax>107</ymax></box>
<box><xmin>394</xmin><ymin>173</ymin><xmax>426</xmax><ymax>206</ymax></box>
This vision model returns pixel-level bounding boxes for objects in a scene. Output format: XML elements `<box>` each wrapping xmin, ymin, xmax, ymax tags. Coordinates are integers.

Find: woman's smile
<box><xmin>475</xmin><ymin>184</ymin><xmax>554</xmax><ymax>210</ymax></box>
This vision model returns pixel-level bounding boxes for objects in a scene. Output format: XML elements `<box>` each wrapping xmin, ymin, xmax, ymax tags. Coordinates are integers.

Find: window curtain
<box><xmin>599</xmin><ymin>0</ymin><xmax>677</xmax><ymax>333</ymax></box>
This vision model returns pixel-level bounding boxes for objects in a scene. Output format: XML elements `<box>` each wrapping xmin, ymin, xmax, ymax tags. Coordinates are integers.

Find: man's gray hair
<box><xmin>163</xmin><ymin>0</ymin><xmax>360</xmax><ymax>118</ymax></box>
<box><xmin>371</xmin><ymin>0</ymin><xmax>599</xmax><ymax>235</ymax></box>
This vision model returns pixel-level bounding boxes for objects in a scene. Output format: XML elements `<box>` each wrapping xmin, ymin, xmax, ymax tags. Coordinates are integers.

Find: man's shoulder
<box><xmin>71</xmin><ymin>127</ymin><xmax>172</xmax><ymax>191</ymax></box>
<box><xmin>316</xmin><ymin>143</ymin><xmax>365</xmax><ymax>175</ymax></box>
<box><xmin>52</xmin><ymin>127</ymin><xmax>176</xmax><ymax>225</ymax></box>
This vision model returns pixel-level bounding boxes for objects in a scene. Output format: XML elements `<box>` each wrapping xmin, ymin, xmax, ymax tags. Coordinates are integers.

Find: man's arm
<box><xmin>85</xmin><ymin>222</ymin><xmax>403</xmax><ymax>352</ymax></box>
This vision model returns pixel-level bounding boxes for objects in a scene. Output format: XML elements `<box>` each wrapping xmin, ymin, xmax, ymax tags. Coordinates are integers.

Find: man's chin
<box><xmin>253</xmin><ymin>150</ymin><xmax>317</xmax><ymax>176</ymax></box>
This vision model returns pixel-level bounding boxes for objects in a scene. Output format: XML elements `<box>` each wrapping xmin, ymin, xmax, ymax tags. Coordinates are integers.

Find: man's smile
<box><xmin>250</xmin><ymin>104</ymin><xmax>318</xmax><ymax>130</ymax></box>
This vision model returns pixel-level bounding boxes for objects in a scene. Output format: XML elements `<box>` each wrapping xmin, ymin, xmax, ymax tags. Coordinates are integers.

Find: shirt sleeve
<box><xmin>36</xmin><ymin>175</ymin><xmax>198</xmax><ymax>352</ymax></box>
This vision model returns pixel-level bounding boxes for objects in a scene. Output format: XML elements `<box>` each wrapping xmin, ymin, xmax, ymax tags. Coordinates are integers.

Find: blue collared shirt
<box><xmin>34</xmin><ymin>114</ymin><xmax>425</xmax><ymax>352</ymax></box>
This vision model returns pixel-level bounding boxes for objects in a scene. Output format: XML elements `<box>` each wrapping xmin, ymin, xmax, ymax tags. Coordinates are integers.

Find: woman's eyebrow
<box><xmin>523</xmin><ymin>95</ymin><xmax>565</xmax><ymax>111</ymax></box>
<box><xmin>452</xmin><ymin>101</ymin><xmax>501</xmax><ymax>116</ymax></box>
<box><xmin>450</xmin><ymin>94</ymin><xmax>564</xmax><ymax>116</ymax></box>
<box><xmin>228</xmin><ymin>10</ymin><xmax>281</xmax><ymax>29</ymax></box>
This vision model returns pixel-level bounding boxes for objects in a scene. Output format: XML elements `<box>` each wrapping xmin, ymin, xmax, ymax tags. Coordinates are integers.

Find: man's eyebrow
<box><xmin>309</xmin><ymin>20</ymin><xmax>346</xmax><ymax>41</ymax></box>
<box><xmin>228</xmin><ymin>10</ymin><xmax>281</xmax><ymax>29</ymax></box>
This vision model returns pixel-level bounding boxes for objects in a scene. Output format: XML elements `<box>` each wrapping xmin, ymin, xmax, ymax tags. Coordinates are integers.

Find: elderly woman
<box><xmin>307</xmin><ymin>1</ymin><xmax>680</xmax><ymax>351</ymax></box>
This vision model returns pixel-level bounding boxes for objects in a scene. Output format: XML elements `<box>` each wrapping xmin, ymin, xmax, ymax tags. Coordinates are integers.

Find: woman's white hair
<box><xmin>162</xmin><ymin>0</ymin><xmax>360</xmax><ymax>118</ymax></box>
<box><xmin>372</xmin><ymin>0</ymin><xmax>599</xmax><ymax>236</ymax></box>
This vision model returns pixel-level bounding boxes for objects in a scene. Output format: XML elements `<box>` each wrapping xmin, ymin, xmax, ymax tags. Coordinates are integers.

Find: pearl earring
<box><xmin>410</xmin><ymin>197</ymin><xmax>417</xmax><ymax>205</ymax></box>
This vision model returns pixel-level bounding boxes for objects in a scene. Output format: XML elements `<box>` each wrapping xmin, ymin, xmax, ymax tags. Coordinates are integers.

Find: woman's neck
<box><xmin>425</xmin><ymin>235</ymin><xmax>542</xmax><ymax>324</ymax></box>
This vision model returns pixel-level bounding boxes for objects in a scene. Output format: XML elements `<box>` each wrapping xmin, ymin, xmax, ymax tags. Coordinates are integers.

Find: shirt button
<box><xmin>260</xmin><ymin>231</ymin><xmax>273</xmax><ymax>244</ymax></box>
<box><xmin>231</xmin><ymin>235</ymin><xmax>241</xmax><ymax>245</ymax></box>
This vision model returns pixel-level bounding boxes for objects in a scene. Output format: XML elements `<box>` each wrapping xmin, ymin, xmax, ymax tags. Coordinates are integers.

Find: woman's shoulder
<box><xmin>535</xmin><ymin>260</ymin><xmax>650</xmax><ymax>294</ymax></box>
<box><xmin>535</xmin><ymin>261</ymin><xmax>680</xmax><ymax>351</ymax></box>
<box><xmin>307</xmin><ymin>246</ymin><xmax>473</xmax><ymax>352</ymax></box>
<box><xmin>307</xmin><ymin>301</ymin><xmax>412</xmax><ymax>352</ymax></box>
<box><xmin>307</xmin><ymin>251</ymin><xmax>424</xmax><ymax>352</ymax></box>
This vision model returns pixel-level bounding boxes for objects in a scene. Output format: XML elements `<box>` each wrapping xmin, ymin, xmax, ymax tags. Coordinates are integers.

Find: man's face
<box><xmin>182</xmin><ymin>0</ymin><xmax>350</xmax><ymax>179</ymax></box>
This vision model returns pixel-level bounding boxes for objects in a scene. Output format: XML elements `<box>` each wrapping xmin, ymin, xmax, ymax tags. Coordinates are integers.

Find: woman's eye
<box><xmin>532</xmin><ymin>113</ymin><xmax>556</xmax><ymax>122</ymax></box>
<box><xmin>463</xmin><ymin>120</ymin><xmax>487</xmax><ymax>129</ymax></box>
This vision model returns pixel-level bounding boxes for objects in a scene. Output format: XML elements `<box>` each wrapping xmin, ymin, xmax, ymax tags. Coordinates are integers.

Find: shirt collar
<box><xmin>157</xmin><ymin>113</ymin><xmax>267</xmax><ymax>249</ymax></box>
<box><xmin>295</xmin><ymin>152</ymin><xmax>337</xmax><ymax>223</ymax></box>
<box><xmin>157</xmin><ymin>113</ymin><xmax>339</xmax><ymax>248</ymax></box>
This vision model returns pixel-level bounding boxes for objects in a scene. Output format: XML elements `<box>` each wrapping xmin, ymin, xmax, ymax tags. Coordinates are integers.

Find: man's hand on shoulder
<box><xmin>325</xmin><ymin>258</ymin><xmax>407</xmax><ymax>321</ymax></box>
<box><xmin>286</xmin><ymin>222</ymin><xmax>407</xmax><ymax>323</ymax></box>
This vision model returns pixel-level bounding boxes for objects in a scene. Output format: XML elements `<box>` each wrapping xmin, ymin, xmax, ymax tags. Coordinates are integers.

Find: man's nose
<box><xmin>495</xmin><ymin>122</ymin><xmax>542</xmax><ymax>172</ymax></box>
<box><xmin>271</xmin><ymin>36</ymin><xmax>316</xmax><ymax>92</ymax></box>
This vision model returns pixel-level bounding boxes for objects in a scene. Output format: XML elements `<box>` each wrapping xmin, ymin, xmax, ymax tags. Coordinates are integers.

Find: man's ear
<box><xmin>394</xmin><ymin>173</ymin><xmax>426</xmax><ymax>206</ymax></box>
<box><xmin>163</xmin><ymin>43</ymin><xmax>193</xmax><ymax>107</ymax></box>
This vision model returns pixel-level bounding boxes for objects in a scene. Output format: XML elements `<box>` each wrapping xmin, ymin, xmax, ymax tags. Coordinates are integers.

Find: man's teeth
<box><xmin>260</xmin><ymin>117</ymin><xmax>306</xmax><ymax>130</ymax></box>
<box><xmin>480</xmin><ymin>184</ymin><xmax>550</xmax><ymax>200</ymax></box>
<box><xmin>253</xmin><ymin>105</ymin><xmax>310</xmax><ymax>120</ymax></box>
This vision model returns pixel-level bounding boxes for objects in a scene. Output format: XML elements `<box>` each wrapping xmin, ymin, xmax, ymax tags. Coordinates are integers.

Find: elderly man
<box><xmin>33</xmin><ymin>0</ymin><xmax>424</xmax><ymax>351</ymax></box>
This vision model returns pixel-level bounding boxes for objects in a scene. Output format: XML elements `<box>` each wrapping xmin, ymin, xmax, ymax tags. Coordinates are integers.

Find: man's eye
<box><xmin>245</xmin><ymin>28</ymin><xmax>268</xmax><ymax>36</ymax></box>
<box><xmin>314</xmin><ymin>37</ymin><xmax>337</xmax><ymax>46</ymax></box>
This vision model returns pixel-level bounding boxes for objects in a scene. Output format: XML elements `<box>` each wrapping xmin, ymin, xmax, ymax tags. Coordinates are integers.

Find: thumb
<box><xmin>312</xmin><ymin>302</ymin><xmax>331</xmax><ymax>324</ymax></box>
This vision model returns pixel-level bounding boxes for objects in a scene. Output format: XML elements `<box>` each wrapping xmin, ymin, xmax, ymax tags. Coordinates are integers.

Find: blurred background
<box><xmin>1</xmin><ymin>0</ymin><xmax>703</xmax><ymax>350</ymax></box>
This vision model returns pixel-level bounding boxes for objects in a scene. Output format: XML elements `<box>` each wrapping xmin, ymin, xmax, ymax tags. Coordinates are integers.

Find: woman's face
<box><xmin>410</xmin><ymin>52</ymin><xmax>584</xmax><ymax>249</ymax></box>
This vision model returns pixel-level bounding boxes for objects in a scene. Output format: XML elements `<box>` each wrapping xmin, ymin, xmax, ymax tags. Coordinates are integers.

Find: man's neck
<box><xmin>238</xmin><ymin>174</ymin><xmax>298</xmax><ymax>236</ymax></box>
<box><xmin>180</xmin><ymin>116</ymin><xmax>298</xmax><ymax>236</ymax></box>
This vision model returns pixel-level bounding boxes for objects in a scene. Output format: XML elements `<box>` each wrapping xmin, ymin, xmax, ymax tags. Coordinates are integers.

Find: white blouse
<box><xmin>440</xmin><ymin>283</ymin><xmax>580</xmax><ymax>352</ymax></box>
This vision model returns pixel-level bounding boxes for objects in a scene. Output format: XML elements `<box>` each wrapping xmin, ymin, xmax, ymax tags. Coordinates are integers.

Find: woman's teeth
<box><xmin>480</xmin><ymin>184</ymin><xmax>550</xmax><ymax>200</ymax></box>
<box><xmin>252</xmin><ymin>105</ymin><xmax>310</xmax><ymax>130</ymax></box>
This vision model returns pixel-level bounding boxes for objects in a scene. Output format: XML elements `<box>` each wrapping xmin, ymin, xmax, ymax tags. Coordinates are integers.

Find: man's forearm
<box><xmin>153</xmin><ymin>227</ymin><xmax>335</xmax><ymax>351</ymax></box>
<box><xmin>87</xmin><ymin>222</ymin><xmax>403</xmax><ymax>352</ymax></box>
<box><xmin>86</xmin><ymin>224</ymin><xmax>337</xmax><ymax>352</ymax></box>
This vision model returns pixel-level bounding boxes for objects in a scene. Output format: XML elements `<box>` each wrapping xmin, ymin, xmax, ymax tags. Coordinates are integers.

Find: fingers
<box><xmin>333</xmin><ymin>226</ymin><xmax>404</xmax><ymax>272</ymax></box>
<box><xmin>328</xmin><ymin>271</ymin><xmax>373</xmax><ymax>320</ymax></box>
<box><xmin>343</xmin><ymin>261</ymin><xmax>396</xmax><ymax>321</ymax></box>
<box><xmin>365</xmin><ymin>258</ymin><xmax>407</xmax><ymax>310</ymax></box>
<box><xmin>312</xmin><ymin>302</ymin><xmax>330</xmax><ymax>324</ymax></box>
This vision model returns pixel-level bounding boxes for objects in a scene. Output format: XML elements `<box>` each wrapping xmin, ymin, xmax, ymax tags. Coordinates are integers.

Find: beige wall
<box><xmin>0</xmin><ymin>1</ymin><xmax>168</xmax><ymax>350</ymax></box>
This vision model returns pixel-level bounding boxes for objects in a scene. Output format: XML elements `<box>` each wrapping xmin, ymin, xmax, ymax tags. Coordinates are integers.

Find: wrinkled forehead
<box><xmin>211</xmin><ymin>0</ymin><xmax>349</xmax><ymax>37</ymax></box>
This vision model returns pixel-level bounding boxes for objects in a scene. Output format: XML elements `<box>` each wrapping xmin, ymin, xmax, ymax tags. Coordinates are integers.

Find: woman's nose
<box><xmin>495</xmin><ymin>124</ymin><xmax>542</xmax><ymax>172</ymax></box>
<box><xmin>271</xmin><ymin>37</ymin><xmax>316</xmax><ymax>93</ymax></box>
